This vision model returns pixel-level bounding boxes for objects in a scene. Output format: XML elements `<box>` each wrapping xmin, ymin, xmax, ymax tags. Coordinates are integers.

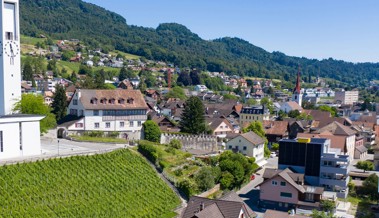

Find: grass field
<box><xmin>20</xmin><ymin>35</ymin><xmax>46</xmax><ymax>45</ymax></box>
<box><xmin>0</xmin><ymin>149</ymin><xmax>180</xmax><ymax>217</ymax></box>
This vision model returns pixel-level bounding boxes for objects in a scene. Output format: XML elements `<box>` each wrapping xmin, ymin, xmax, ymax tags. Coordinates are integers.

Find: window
<box><xmin>130</xmin><ymin>121</ymin><xmax>134</xmax><ymax>127</ymax></box>
<box><xmin>243</xmin><ymin>146</ymin><xmax>247</xmax><ymax>151</ymax></box>
<box><xmin>109</xmin><ymin>98</ymin><xmax>115</xmax><ymax>104</ymax></box>
<box><xmin>137</xmin><ymin>121</ymin><xmax>142</xmax><ymax>127</ymax></box>
<box><xmin>5</xmin><ymin>32</ymin><xmax>13</xmax><ymax>40</ymax></box>
<box><xmin>106</xmin><ymin>122</ymin><xmax>111</xmax><ymax>128</ymax></box>
<box><xmin>120</xmin><ymin>122</ymin><xmax>125</xmax><ymax>127</ymax></box>
<box><xmin>280</xmin><ymin>192</ymin><xmax>292</xmax><ymax>198</ymax></box>
<box><xmin>100</xmin><ymin>98</ymin><xmax>107</xmax><ymax>104</ymax></box>
<box><xmin>118</xmin><ymin>98</ymin><xmax>125</xmax><ymax>104</ymax></box>
<box><xmin>272</xmin><ymin>181</ymin><xmax>278</xmax><ymax>186</ymax></box>
<box><xmin>73</xmin><ymin>99</ymin><xmax>78</xmax><ymax>105</ymax></box>
<box><xmin>94</xmin><ymin>123</ymin><xmax>100</xmax><ymax>129</ymax></box>
<box><xmin>75</xmin><ymin>123</ymin><xmax>83</xmax><ymax>128</ymax></box>
<box><xmin>90</xmin><ymin>98</ymin><xmax>98</xmax><ymax>104</ymax></box>
<box><xmin>280</xmin><ymin>181</ymin><xmax>286</xmax><ymax>186</ymax></box>
<box><xmin>70</xmin><ymin>109</ymin><xmax>78</xmax><ymax>116</ymax></box>
<box><xmin>229</xmin><ymin>145</ymin><xmax>232</xmax><ymax>149</ymax></box>
<box><xmin>93</xmin><ymin>110</ymin><xmax>99</xmax><ymax>116</ymax></box>
<box><xmin>0</xmin><ymin>131</ymin><xmax>3</xmax><ymax>152</ymax></box>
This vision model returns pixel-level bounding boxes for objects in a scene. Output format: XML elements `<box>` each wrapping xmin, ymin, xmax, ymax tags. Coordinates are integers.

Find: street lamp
<box><xmin>58</xmin><ymin>139</ymin><xmax>60</xmax><ymax>156</ymax></box>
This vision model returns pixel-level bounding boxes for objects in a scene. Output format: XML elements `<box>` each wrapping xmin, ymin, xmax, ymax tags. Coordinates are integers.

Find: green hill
<box><xmin>0</xmin><ymin>149</ymin><xmax>180</xmax><ymax>217</ymax></box>
<box><xmin>19</xmin><ymin>0</ymin><xmax>379</xmax><ymax>87</ymax></box>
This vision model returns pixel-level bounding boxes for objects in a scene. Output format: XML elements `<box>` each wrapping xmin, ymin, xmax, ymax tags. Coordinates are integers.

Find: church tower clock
<box><xmin>0</xmin><ymin>0</ymin><xmax>21</xmax><ymax>115</ymax></box>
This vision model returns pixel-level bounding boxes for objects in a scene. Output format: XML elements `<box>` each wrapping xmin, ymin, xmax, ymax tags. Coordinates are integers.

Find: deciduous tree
<box><xmin>142</xmin><ymin>120</ymin><xmax>161</xmax><ymax>143</ymax></box>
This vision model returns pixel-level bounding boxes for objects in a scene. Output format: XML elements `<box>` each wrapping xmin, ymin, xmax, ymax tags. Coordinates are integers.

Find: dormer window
<box><xmin>90</xmin><ymin>98</ymin><xmax>98</xmax><ymax>104</ymax></box>
<box><xmin>118</xmin><ymin>98</ymin><xmax>125</xmax><ymax>104</ymax></box>
<box><xmin>109</xmin><ymin>98</ymin><xmax>115</xmax><ymax>104</ymax></box>
<box><xmin>127</xmin><ymin>98</ymin><xmax>134</xmax><ymax>104</ymax></box>
<box><xmin>100</xmin><ymin>98</ymin><xmax>107</xmax><ymax>104</ymax></box>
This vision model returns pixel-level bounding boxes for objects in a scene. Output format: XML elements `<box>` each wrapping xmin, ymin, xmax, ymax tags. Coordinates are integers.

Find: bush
<box><xmin>138</xmin><ymin>141</ymin><xmax>161</xmax><ymax>165</ymax></box>
<box><xmin>159</xmin><ymin>160</ymin><xmax>170</xmax><ymax>170</ymax></box>
<box><xmin>169</xmin><ymin>139</ymin><xmax>182</xmax><ymax>149</ymax></box>
<box><xmin>177</xmin><ymin>179</ymin><xmax>197</xmax><ymax>198</ymax></box>
<box><xmin>108</xmin><ymin>132</ymin><xmax>120</xmax><ymax>138</ymax></box>
<box><xmin>220</xmin><ymin>172</ymin><xmax>234</xmax><ymax>190</ymax></box>
<box><xmin>143</xmin><ymin>120</ymin><xmax>161</xmax><ymax>142</ymax></box>
<box><xmin>195</xmin><ymin>167</ymin><xmax>215</xmax><ymax>192</ymax></box>
<box><xmin>85</xmin><ymin>131</ymin><xmax>104</xmax><ymax>137</ymax></box>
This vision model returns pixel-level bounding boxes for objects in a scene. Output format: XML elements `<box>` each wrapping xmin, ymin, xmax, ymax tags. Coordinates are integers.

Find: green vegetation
<box><xmin>0</xmin><ymin>149</ymin><xmax>180</xmax><ymax>217</ymax></box>
<box><xmin>142</xmin><ymin>120</ymin><xmax>161</xmax><ymax>143</ymax></box>
<box><xmin>356</xmin><ymin>161</ymin><xmax>375</xmax><ymax>173</ymax></box>
<box><xmin>70</xmin><ymin>135</ymin><xmax>126</xmax><ymax>143</ymax></box>
<box><xmin>180</xmin><ymin>96</ymin><xmax>207</xmax><ymax>134</ymax></box>
<box><xmin>242</xmin><ymin>121</ymin><xmax>270</xmax><ymax>157</ymax></box>
<box><xmin>13</xmin><ymin>94</ymin><xmax>56</xmax><ymax>133</ymax></box>
<box><xmin>19</xmin><ymin>0</ymin><xmax>379</xmax><ymax>87</ymax></box>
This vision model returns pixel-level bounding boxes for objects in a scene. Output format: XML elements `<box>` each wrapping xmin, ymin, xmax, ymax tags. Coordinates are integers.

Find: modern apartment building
<box><xmin>239</xmin><ymin>106</ymin><xmax>270</xmax><ymax>128</ymax></box>
<box><xmin>279</xmin><ymin>138</ymin><xmax>350</xmax><ymax>198</ymax></box>
<box><xmin>335</xmin><ymin>91</ymin><xmax>359</xmax><ymax>105</ymax></box>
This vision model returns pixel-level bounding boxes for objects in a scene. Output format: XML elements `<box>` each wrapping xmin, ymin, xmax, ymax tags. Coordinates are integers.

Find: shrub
<box><xmin>108</xmin><ymin>132</ymin><xmax>120</xmax><ymax>138</ymax></box>
<box><xmin>177</xmin><ymin>179</ymin><xmax>197</xmax><ymax>198</ymax></box>
<box><xmin>138</xmin><ymin>141</ymin><xmax>161</xmax><ymax>165</ymax></box>
<box><xmin>169</xmin><ymin>139</ymin><xmax>182</xmax><ymax>149</ymax></box>
<box><xmin>159</xmin><ymin>160</ymin><xmax>170</xmax><ymax>170</ymax></box>
<box><xmin>195</xmin><ymin>167</ymin><xmax>215</xmax><ymax>192</ymax></box>
<box><xmin>85</xmin><ymin>131</ymin><xmax>104</xmax><ymax>137</ymax></box>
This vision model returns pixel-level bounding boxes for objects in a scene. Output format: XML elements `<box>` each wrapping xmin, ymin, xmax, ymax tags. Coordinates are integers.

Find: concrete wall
<box><xmin>160</xmin><ymin>133</ymin><xmax>218</xmax><ymax>152</ymax></box>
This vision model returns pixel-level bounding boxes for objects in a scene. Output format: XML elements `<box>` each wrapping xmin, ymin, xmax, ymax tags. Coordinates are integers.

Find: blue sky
<box><xmin>84</xmin><ymin>0</ymin><xmax>379</xmax><ymax>63</ymax></box>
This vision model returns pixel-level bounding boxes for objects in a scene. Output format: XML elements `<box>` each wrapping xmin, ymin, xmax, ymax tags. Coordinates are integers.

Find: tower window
<box><xmin>5</xmin><ymin>32</ymin><xmax>13</xmax><ymax>40</ymax></box>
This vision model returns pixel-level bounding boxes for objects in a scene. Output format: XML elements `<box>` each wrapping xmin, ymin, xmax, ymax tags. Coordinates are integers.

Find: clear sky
<box><xmin>84</xmin><ymin>0</ymin><xmax>379</xmax><ymax>63</ymax></box>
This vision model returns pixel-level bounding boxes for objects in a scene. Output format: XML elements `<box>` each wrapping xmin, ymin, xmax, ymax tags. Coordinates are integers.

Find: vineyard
<box><xmin>0</xmin><ymin>149</ymin><xmax>180</xmax><ymax>217</ymax></box>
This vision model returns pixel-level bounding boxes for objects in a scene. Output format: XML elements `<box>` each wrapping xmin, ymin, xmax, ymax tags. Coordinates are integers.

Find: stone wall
<box><xmin>160</xmin><ymin>133</ymin><xmax>218</xmax><ymax>152</ymax></box>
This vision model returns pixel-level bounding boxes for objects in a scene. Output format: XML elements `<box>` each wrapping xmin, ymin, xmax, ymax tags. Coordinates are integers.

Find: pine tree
<box><xmin>52</xmin><ymin>85</ymin><xmax>68</xmax><ymax>122</ymax></box>
<box><xmin>179</xmin><ymin>96</ymin><xmax>206</xmax><ymax>134</ymax></box>
<box><xmin>22</xmin><ymin>61</ymin><xmax>33</xmax><ymax>81</ymax></box>
<box><xmin>118</xmin><ymin>67</ymin><xmax>127</xmax><ymax>81</ymax></box>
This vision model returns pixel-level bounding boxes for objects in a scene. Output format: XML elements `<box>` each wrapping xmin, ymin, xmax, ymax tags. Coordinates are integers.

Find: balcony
<box><xmin>320</xmin><ymin>165</ymin><xmax>349</xmax><ymax>175</ymax></box>
<box><xmin>319</xmin><ymin>176</ymin><xmax>349</xmax><ymax>188</ymax></box>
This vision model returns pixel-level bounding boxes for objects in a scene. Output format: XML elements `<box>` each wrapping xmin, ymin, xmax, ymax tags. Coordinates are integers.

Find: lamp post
<box><xmin>58</xmin><ymin>139</ymin><xmax>60</xmax><ymax>156</ymax></box>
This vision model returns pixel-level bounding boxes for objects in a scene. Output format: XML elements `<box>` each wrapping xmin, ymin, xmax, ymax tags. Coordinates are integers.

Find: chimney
<box><xmin>200</xmin><ymin>202</ymin><xmax>205</xmax><ymax>211</ymax></box>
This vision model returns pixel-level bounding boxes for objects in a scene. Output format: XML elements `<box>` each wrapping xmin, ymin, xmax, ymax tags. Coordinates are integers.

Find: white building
<box><xmin>226</xmin><ymin>131</ymin><xmax>267</xmax><ymax>167</ymax></box>
<box><xmin>194</xmin><ymin>85</ymin><xmax>208</xmax><ymax>92</ymax></box>
<box><xmin>62</xmin><ymin>89</ymin><xmax>148</xmax><ymax>140</ymax></box>
<box><xmin>335</xmin><ymin>91</ymin><xmax>359</xmax><ymax>105</ymax></box>
<box><xmin>0</xmin><ymin>0</ymin><xmax>44</xmax><ymax>159</ymax></box>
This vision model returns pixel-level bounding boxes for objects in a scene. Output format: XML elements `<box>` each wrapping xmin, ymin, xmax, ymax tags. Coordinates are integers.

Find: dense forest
<box><xmin>20</xmin><ymin>0</ymin><xmax>379</xmax><ymax>87</ymax></box>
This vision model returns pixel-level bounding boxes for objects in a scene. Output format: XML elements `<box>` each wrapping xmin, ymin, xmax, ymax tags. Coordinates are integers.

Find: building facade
<box><xmin>239</xmin><ymin>106</ymin><xmax>270</xmax><ymax>128</ymax></box>
<box><xmin>65</xmin><ymin>89</ymin><xmax>148</xmax><ymax>140</ymax></box>
<box><xmin>279</xmin><ymin>138</ymin><xmax>350</xmax><ymax>198</ymax></box>
<box><xmin>335</xmin><ymin>91</ymin><xmax>359</xmax><ymax>105</ymax></box>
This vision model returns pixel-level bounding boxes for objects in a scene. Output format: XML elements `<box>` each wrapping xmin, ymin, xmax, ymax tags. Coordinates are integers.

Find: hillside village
<box><xmin>14</xmin><ymin>35</ymin><xmax>379</xmax><ymax>218</ymax></box>
<box><xmin>1</xmin><ymin>1</ymin><xmax>379</xmax><ymax>217</ymax></box>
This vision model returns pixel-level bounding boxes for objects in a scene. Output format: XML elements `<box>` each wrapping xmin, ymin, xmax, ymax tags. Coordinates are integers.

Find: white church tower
<box><xmin>0</xmin><ymin>0</ymin><xmax>21</xmax><ymax>115</ymax></box>
<box><xmin>292</xmin><ymin>69</ymin><xmax>302</xmax><ymax>106</ymax></box>
<box><xmin>0</xmin><ymin>0</ymin><xmax>44</xmax><ymax>159</ymax></box>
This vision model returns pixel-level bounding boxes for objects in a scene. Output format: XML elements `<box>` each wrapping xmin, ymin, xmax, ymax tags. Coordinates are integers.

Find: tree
<box><xmin>142</xmin><ymin>120</ymin><xmax>161</xmax><ymax>142</ymax></box>
<box><xmin>180</xmin><ymin>97</ymin><xmax>206</xmax><ymax>134</ymax></box>
<box><xmin>361</xmin><ymin>98</ymin><xmax>373</xmax><ymax>111</ymax></box>
<box><xmin>246</xmin><ymin>98</ymin><xmax>257</xmax><ymax>105</ymax></box>
<box><xmin>311</xmin><ymin>210</ymin><xmax>334</xmax><ymax>218</ymax></box>
<box><xmin>356</xmin><ymin>160</ymin><xmax>374</xmax><ymax>173</ymax></box>
<box><xmin>190</xmin><ymin>70</ymin><xmax>201</xmax><ymax>85</ymax></box>
<box><xmin>320</xmin><ymin>200</ymin><xmax>336</xmax><ymax>212</ymax></box>
<box><xmin>195</xmin><ymin>167</ymin><xmax>215</xmax><ymax>192</ymax></box>
<box><xmin>52</xmin><ymin>85</ymin><xmax>68</xmax><ymax>122</ymax></box>
<box><xmin>22</xmin><ymin>59</ymin><xmax>33</xmax><ymax>81</ymax></box>
<box><xmin>13</xmin><ymin>94</ymin><xmax>56</xmax><ymax>133</ymax></box>
<box><xmin>220</xmin><ymin>172</ymin><xmax>234</xmax><ymax>190</ymax></box>
<box><xmin>362</xmin><ymin>174</ymin><xmax>379</xmax><ymax>200</ymax></box>
<box><xmin>165</xmin><ymin>86</ymin><xmax>187</xmax><ymax>100</ymax></box>
<box><xmin>223</xmin><ymin>94</ymin><xmax>238</xmax><ymax>100</ymax></box>
<box><xmin>288</xmin><ymin>110</ymin><xmax>301</xmax><ymax>118</ymax></box>
<box><xmin>260</xmin><ymin>97</ymin><xmax>274</xmax><ymax>114</ymax></box>
<box><xmin>318</xmin><ymin>105</ymin><xmax>338</xmax><ymax>117</ymax></box>
<box><xmin>271</xmin><ymin>143</ymin><xmax>279</xmax><ymax>151</ymax></box>
<box><xmin>145</xmin><ymin>74</ymin><xmax>156</xmax><ymax>88</ymax></box>
<box><xmin>118</xmin><ymin>67</ymin><xmax>127</xmax><ymax>81</ymax></box>
<box><xmin>62</xmin><ymin>50</ymin><xmax>76</xmax><ymax>61</ymax></box>
<box><xmin>177</xmin><ymin>71</ymin><xmax>192</xmax><ymax>86</ymax></box>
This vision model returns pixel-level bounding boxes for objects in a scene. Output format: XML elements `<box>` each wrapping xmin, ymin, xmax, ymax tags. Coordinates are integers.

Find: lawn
<box><xmin>20</xmin><ymin>35</ymin><xmax>46</xmax><ymax>45</ymax></box>
<box><xmin>110</xmin><ymin>50</ymin><xmax>140</xmax><ymax>60</ymax></box>
<box><xmin>70</xmin><ymin>135</ymin><xmax>126</xmax><ymax>143</ymax></box>
<box><xmin>0</xmin><ymin>149</ymin><xmax>181</xmax><ymax>217</ymax></box>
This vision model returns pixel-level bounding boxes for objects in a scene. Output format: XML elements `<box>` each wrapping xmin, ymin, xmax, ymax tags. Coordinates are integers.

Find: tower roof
<box><xmin>293</xmin><ymin>70</ymin><xmax>301</xmax><ymax>94</ymax></box>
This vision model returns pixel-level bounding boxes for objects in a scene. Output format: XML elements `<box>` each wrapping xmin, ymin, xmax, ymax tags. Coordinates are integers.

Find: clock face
<box><xmin>4</xmin><ymin>41</ymin><xmax>19</xmax><ymax>58</ymax></box>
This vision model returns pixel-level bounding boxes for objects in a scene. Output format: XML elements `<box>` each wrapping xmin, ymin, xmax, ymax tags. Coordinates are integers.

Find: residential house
<box><xmin>194</xmin><ymin>85</ymin><xmax>208</xmax><ymax>92</ymax></box>
<box><xmin>279</xmin><ymin>138</ymin><xmax>350</xmax><ymax>198</ymax></box>
<box><xmin>181</xmin><ymin>191</ymin><xmax>256</xmax><ymax>218</ymax></box>
<box><xmin>206</xmin><ymin>117</ymin><xmax>235</xmax><ymax>138</ymax></box>
<box><xmin>260</xmin><ymin>168</ymin><xmax>325</xmax><ymax>211</ymax></box>
<box><xmin>145</xmin><ymin>89</ymin><xmax>161</xmax><ymax>101</ymax></box>
<box><xmin>118</xmin><ymin>80</ymin><xmax>134</xmax><ymax>90</ymax></box>
<box><xmin>152</xmin><ymin>115</ymin><xmax>179</xmax><ymax>133</ymax></box>
<box><xmin>280</xmin><ymin>101</ymin><xmax>303</xmax><ymax>113</ymax></box>
<box><xmin>239</xmin><ymin>106</ymin><xmax>270</xmax><ymax>128</ymax></box>
<box><xmin>21</xmin><ymin>82</ymin><xmax>33</xmax><ymax>93</ymax></box>
<box><xmin>287</xmin><ymin>120</ymin><xmax>313</xmax><ymax>139</ymax></box>
<box><xmin>352</xmin><ymin>121</ymin><xmax>377</xmax><ymax>148</ymax></box>
<box><xmin>263</xmin><ymin>120</ymin><xmax>289</xmax><ymax>145</ymax></box>
<box><xmin>226</xmin><ymin>131</ymin><xmax>266</xmax><ymax>167</ymax></box>
<box><xmin>63</xmin><ymin>89</ymin><xmax>148</xmax><ymax>140</ymax></box>
<box><xmin>43</xmin><ymin>91</ymin><xmax>54</xmax><ymax>106</ymax></box>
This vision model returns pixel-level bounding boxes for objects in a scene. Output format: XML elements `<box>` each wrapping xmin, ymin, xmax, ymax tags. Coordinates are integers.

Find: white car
<box><xmin>270</xmin><ymin>152</ymin><xmax>277</xmax><ymax>158</ymax></box>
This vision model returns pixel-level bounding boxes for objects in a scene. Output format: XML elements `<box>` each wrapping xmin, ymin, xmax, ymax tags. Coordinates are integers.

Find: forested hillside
<box><xmin>20</xmin><ymin>0</ymin><xmax>379</xmax><ymax>86</ymax></box>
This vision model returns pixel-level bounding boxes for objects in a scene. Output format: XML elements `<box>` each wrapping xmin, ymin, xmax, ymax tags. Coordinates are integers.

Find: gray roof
<box><xmin>239</xmin><ymin>131</ymin><xmax>265</xmax><ymax>146</ymax></box>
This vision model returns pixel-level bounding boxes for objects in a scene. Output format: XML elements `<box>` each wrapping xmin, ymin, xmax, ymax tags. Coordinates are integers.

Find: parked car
<box><xmin>250</xmin><ymin>174</ymin><xmax>255</xmax><ymax>180</ymax></box>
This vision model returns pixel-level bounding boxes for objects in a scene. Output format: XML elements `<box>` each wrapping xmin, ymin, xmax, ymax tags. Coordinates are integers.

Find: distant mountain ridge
<box><xmin>19</xmin><ymin>0</ymin><xmax>379</xmax><ymax>86</ymax></box>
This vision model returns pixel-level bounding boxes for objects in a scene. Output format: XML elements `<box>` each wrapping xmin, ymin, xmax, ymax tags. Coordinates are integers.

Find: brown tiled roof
<box><xmin>21</xmin><ymin>82</ymin><xmax>32</xmax><ymax>90</ymax></box>
<box><xmin>285</xmin><ymin>101</ymin><xmax>303</xmax><ymax>111</ymax></box>
<box><xmin>77</xmin><ymin>89</ymin><xmax>148</xmax><ymax>110</ymax></box>
<box><xmin>206</xmin><ymin>118</ymin><xmax>233</xmax><ymax>132</ymax></box>
<box><xmin>358</xmin><ymin>115</ymin><xmax>377</xmax><ymax>124</ymax></box>
<box><xmin>182</xmin><ymin>194</ymin><xmax>255</xmax><ymax>218</ymax></box>
<box><xmin>66</xmin><ymin>84</ymin><xmax>77</xmax><ymax>93</ymax></box>
<box><xmin>264</xmin><ymin>209</ymin><xmax>308</xmax><ymax>218</ymax></box>
<box><xmin>262</xmin><ymin>168</ymin><xmax>306</xmax><ymax>193</ymax></box>
<box><xmin>353</xmin><ymin>121</ymin><xmax>375</xmax><ymax>131</ymax></box>
<box><xmin>316</xmin><ymin>121</ymin><xmax>356</xmax><ymax>136</ymax></box>
<box><xmin>303</xmin><ymin>109</ymin><xmax>331</xmax><ymax>121</ymax></box>
<box><xmin>240</xmin><ymin>131</ymin><xmax>265</xmax><ymax>145</ymax></box>
<box><xmin>263</xmin><ymin>120</ymin><xmax>289</xmax><ymax>136</ymax></box>
<box><xmin>219</xmin><ymin>191</ymin><xmax>256</xmax><ymax>218</ymax></box>
<box><xmin>317</xmin><ymin>117</ymin><xmax>352</xmax><ymax>129</ymax></box>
